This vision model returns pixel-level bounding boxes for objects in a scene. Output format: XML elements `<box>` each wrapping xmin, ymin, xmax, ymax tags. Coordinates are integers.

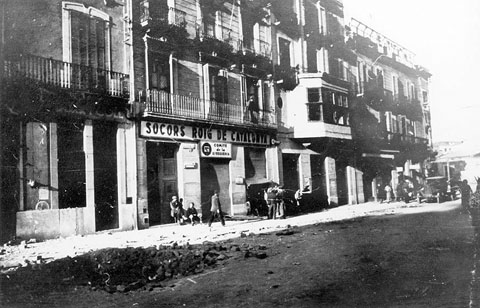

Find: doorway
<box><xmin>282</xmin><ymin>154</ymin><xmax>300</xmax><ymax>191</ymax></box>
<box><xmin>200</xmin><ymin>158</ymin><xmax>230</xmax><ymax>217</ymax></box>
<box><xmin>93</xmin><ymin>121</ymin><xmax>118</xmax><ymax>231</ymax></box>
<box><xmin>147</xmin><ymin>142</ymin><xmax>178</xmax><ymax>225</ymax></box>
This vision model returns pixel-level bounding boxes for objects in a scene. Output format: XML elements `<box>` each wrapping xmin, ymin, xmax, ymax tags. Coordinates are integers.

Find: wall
<box><xmin>16</xmin><ymin>207</ymin><xmax>95</xmax><ymax>241</ymax></box>
<box><xmin>230</xmin><ymin>146</ymin><xmax>247</xmax><ymax>215</ymax></box>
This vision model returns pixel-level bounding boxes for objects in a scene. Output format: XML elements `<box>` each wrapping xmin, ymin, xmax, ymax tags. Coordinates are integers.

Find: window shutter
<box><xmin>203</xmin><ymin>64</ymin><xmax>210</xmax><ymax>100</ymax></box>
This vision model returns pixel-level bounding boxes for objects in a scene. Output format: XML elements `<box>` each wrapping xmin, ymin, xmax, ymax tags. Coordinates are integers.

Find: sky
<box><xmin>343</xmin><ymin>0</ymin><xmax>480</xmax><ymax>144</ymax></box>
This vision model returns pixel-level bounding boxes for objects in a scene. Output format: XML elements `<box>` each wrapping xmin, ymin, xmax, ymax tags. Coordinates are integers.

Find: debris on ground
<box><xmin>0</xmin><ymin>240</ymin><xmax>270</xmax><ymax>294</ymax></box>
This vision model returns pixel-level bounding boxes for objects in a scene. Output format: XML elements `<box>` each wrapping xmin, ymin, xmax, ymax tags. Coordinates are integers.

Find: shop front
<box><xmin>138</xmin><ymin>120</ymin><xmax>277</xmax><ymax>226</ymax></box>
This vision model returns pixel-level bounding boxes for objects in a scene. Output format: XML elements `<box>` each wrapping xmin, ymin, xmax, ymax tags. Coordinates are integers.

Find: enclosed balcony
<box><xmin>3</xmin><ymin>54</ymin><xmax>129</xmax><ymax>98</ymax></box>
<box><xmin>288</xmin><ymin>85</ymin><xmax>352</xmax><ymax>140</ymax></box>
<box><xmin>142</xmin><ymin>89</ymin><xmax>277</xmax><ymax>128</ymax></box>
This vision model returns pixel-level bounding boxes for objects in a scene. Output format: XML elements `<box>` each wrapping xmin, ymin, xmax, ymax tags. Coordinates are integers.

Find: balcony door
<box><xmin>62</xmin><ymin>3</ymin><xmax>111</xmax><ymax>89</ymax></box>
<box><xmin>278</xmin><ymin>37</ymin><xmax>291</xmax><ymax>67</ymax></box>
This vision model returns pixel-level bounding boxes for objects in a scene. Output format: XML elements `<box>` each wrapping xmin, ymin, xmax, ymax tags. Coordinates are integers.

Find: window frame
<box><xmin>62</xmin><ymin>1</ymin><xmax>112</xmax><ymax>70</ymax></box>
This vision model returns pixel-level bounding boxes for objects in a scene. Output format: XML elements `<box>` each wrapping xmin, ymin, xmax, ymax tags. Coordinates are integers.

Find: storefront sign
<box><xmin>140</xmin><ymin>121</ymin><xmax>272</xmax><ymax>146</ymax></box>
<box><xmin>200</xmin><ymin>141</ymin><xmax>232</xmax><ymax>158</ymax></box>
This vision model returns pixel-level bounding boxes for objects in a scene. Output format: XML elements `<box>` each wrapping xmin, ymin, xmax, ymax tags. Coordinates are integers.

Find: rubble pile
<box><xmin>0</xmin><ymin>240</ymin><xmax>269</xmax><ymax>294</ymax></box>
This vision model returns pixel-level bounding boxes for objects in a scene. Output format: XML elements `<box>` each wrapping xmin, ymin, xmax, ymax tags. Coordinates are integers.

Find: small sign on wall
<box><xmin>38</xmin><ymin>187</ymin><xmax>49</xmax><ymax>200</ymax></box>
<box><xmin>200</xmin><ymin>141</ymin><xmax>232</xmax><ymax>158</ymax></box>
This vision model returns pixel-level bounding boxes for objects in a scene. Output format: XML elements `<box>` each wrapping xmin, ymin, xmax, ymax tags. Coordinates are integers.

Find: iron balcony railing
<box><xmin>143</xmin><ymin>89</ymin><xmax>277</xmax><ymax>127</ymax></box>
<box><xmin>3</xmin><ymin>54</ymin><xmax>129</xmax><ymax>97</ymax></box>
<box><xmin>197</xmin><ymin>24</ymin><xmax>240</xmax><ymax>52</ymax></box>
<box><xmin>386</xmin><ymin>132</ymin><xmax>428</xmax><ymax>145</ymax></box>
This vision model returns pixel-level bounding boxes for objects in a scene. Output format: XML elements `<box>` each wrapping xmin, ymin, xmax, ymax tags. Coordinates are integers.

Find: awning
<box><xmin>362</xmin><ymin>153</ymin><xmax>395</xmax><ymax>159</ymax></box>
<box><xmin>245</xmin><ymin>178</ymin><xmax>278</xmax><ymax>187</ymax></box>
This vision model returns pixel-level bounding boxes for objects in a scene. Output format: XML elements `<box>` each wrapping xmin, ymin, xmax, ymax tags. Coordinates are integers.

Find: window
<box><xmin>62</xmin><ymin>2</ymin><xmax>111</xmax><ymax>89</ymax></box>
<box><xmin>209</xmin><ymin>67</ymin><xmax>228</xmax><ymax>104</ymax></box>
<box><xmin>62</xmin><ymin>2</ymin><xmax>111</xmax><ymax>69</ymax></box>
<box><xmin>150</xmin><ymin>55</ymin><xmax>170</xmax><ymax>91</ymax></box>
<box><xmin>376</xmin><ymin>69</ymin><xmax>384</xmax><ymax>88</ymax></box>
<box><xmin>279</xmin><ymin>37</ymin><xmax>291</xmax><ymax>67</ymax></box>
<box><xmin>317</xmin><ymin>48</ymin><xmax>329</xmax><ymax>73</ymax></box>
<box><xmin>422</xmin><ymin>91</ymin><xmax>428</xmax><ymax>103</ymax></box>
<box><xmin>307</xmin><ymin>88</ymin><xmax>322</xmax><ymax>121</ymax></box>
<box><xmin>392</xmin><ymin>76</ymin><xmax>398</xmax><ymax>95</ymax></box>
<box><xmin>318</xmin><ymin>6</ymin><xmax>327</xmax><ymax>34</ymax></box>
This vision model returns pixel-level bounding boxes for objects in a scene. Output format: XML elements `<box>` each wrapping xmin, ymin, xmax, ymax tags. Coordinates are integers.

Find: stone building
<box><xmin>130</xmin><ymin>0</ymin><xmax>279</xmax><ymax>227</ymax></box>
<box><xmin>0</xmin><ymin>0</ymin><xmax>136</xmax><ymax>241</ymax></box>
<box><xmin>347</xmin><ymin>18</ymin><xmax>433</xmax><ymax>200</ymax></box>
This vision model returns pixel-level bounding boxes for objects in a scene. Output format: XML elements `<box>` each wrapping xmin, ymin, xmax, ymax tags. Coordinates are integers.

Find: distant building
<box><xmin>433</xmin><ymin>141</ymin><xmax>480</xmax><ymax>191</ymax></box>
<box><xmin>347</xmin><ymin>18</ymin><xmax>433</xmax><ymax>200</ymax></box>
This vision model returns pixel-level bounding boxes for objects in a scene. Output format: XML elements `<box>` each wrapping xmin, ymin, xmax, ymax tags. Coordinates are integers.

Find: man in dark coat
<box><xmin>208</xmin><ymin>190</ymin><xmax>225</xmax><ymax>227</ymax></box>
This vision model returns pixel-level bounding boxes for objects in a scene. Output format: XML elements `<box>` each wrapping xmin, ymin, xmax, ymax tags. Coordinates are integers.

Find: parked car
<box><xmin>418</xmin><ymin>176</ymin><xmax>450</xmax><ymax>203</ymax></box>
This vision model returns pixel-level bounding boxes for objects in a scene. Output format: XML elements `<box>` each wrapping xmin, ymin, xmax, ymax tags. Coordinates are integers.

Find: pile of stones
<box><xmin>0</xmin><ymin>240</ymin><xmax>269</xmax><ymax>294</ymax></box>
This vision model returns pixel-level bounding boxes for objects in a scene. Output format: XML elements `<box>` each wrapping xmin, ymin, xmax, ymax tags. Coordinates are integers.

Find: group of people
<box><xmin>169</xmin><ymin>190</ymin><xmax>226</xmax><ymax>227</ymax></box>
<box><xmin>169</xmin><ymin>196</ymin><xmax>201</xmax><ymax>226</ymax></box>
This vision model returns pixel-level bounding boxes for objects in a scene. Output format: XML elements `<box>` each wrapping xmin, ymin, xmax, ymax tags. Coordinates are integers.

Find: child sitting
<box><xmin>185</xmin><ymin>202</ymin><xmax>201</xmax><ymax>225</ymax></box>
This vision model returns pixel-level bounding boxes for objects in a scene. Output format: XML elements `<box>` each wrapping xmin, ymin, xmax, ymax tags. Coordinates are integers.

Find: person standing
<box><xmin>245</xmin><ymin>95</ymin><xmax>259</xmax><ymax>124</ymax></box>
<box><xmin>208</xmin><ymin>190</ymin><xmax>225</xmax><ymax>227</ymax></box>
<box><xmin>265</xmin><ymin>186</ymin><xmax>277</xmax><ymax>219</ymax></box>
<box><xmin>384</xmin><ymin>184</ymin><xmax>392</xmax><ymax>203</ymax></box>
<box><xmin>275</xmin><ymin>186</ymin><xmax>286</xmax><ymax>219</ymax></box>
<box><xmin>170</xmin><ymin>196</ymin><xmax>180</xmax><ymax>223</ymax></box>
<box><xmin>461</xmin><ymin>179</ymin><xmax>474</xmax><ymax>209</ymax></box>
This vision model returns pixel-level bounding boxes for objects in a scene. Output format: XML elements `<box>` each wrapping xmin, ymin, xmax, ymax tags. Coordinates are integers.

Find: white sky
<box><xmin>343</xmin><ymin>0</ymin><xmax>480</xmax><ymax>144</ymax></box>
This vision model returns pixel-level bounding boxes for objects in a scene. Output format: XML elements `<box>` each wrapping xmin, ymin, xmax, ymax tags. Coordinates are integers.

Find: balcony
<box><xmin>3</xmin><ymin>54</ymin><xmax>129</xmax><ymax>98</ymax></box>
<box><xmin>168</xmin><ymin>7</ymin><xmax>187</xmax><ymax>27</ymax></box>
<box><xmin>294</xmin><ymin>120</ymin><xmax>352</xmax><ymax>140</ymax></box>
<box><xmin>358</xmin><ymin>80</ymin><xmax>394</xmax><ymax>112</ymax></box>
<box><xmin>142</xmin><ymin>89</ymin><xmax>276</xmax><ymax>128</ymax></box>
<box><xmin>239</xmin><ymin>38</ymin><xmax>271</xmax><ymax>58</ymax></box>
<box><xmin>386</xmin><ymin>132</ymin><xmax>428</xmax><ymax>146</ymax></box>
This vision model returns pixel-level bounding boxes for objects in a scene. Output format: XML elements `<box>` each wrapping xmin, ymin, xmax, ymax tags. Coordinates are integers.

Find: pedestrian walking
<box><xmin>460</xmin><ymin>179</ymin><xmax>473</xmax><ymax>209</ymax></box>
<box><xmin>208</xmin><ymin>190</ymin><xmax>225</xmax><ymax>227</ymax></box>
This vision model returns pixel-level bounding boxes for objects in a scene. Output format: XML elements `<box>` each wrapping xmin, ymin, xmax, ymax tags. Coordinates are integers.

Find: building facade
<box><xmin>1</xmin><ymin>0</ymin><xmax>137</xmax><ymax>241</ymax></box>
<box><xmin>0</xmin><ymin>0</ymin><xmax>433</xmax><ymax>242</ymax></box>
<box><xmin>347</xmin><ymin>18</ymin><xmax>432</xmax><ymax>201</ymax></box>
<box><xmin>130</xmin><ymin>0</ymin><xmax>279</xmax><ymax>228</ymax></box>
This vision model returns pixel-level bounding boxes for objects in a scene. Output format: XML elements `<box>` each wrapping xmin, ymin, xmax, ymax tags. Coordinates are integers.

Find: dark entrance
<box><xmin>282</xmin><ymin>154</ymin><xmax>299</xmax><ymax>191</ymax></box>
<box><xmin>310</xmin><ymin>155</ymin><xmax>328</xmax><ymax>207</ymax></box>
<box><xmin>336</xmin><ymin>160</ymin><xmax>349</xmax><ymax>206</ymax></box>
<box><xmin>200</xmin><ymin>158</ymin><xmax>230</xmax><ymax>217</ymax></box>
<box><xmin>147</xmin><ymin>142</ymin><xmax>178</xmax><ymax>225</ymax></box>
<box><xmin>93</xmin><ymin>121</ymin><xmax>118</xmax><ymax>231</ymax></box>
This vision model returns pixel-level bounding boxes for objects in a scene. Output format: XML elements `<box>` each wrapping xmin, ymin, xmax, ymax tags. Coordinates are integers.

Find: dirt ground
<box><xmin>1</xmin><ymin>201</ymin><xmax>477</xmax><ymax>307</ymax></box>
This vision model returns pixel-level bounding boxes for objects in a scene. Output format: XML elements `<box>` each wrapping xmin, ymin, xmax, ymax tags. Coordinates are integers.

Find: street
<box><xmin>1</xmin><ymin>200</ymin><xmax>479</xmax><ymax>307</ymax></box>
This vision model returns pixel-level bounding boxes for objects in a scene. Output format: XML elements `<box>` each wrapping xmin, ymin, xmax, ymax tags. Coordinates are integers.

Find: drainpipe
<box><xmin>125</xmin><ymin>0</ymin><xmax>138</xmax><ymax>230</ymax></box>
<box><xmin>0</xmin><ymin>0</ymin><xmax>5</xmax><ymax>239</ymax></box>
<box><xmin>144</xmin><ymin>34</ymin><xmax>150</xmax><ymax>91</ymax></box>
